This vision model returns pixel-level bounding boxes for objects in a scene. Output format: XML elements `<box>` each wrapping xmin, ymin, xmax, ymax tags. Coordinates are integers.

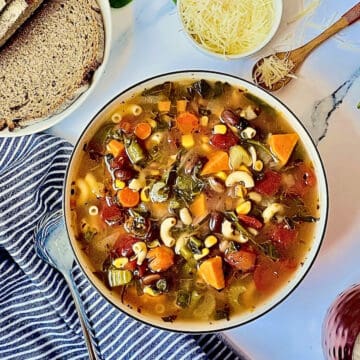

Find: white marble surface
<box><xmin>48</xmin><ymin>0</ymin><xmax>360</xmax><ymax>359</ymax></box>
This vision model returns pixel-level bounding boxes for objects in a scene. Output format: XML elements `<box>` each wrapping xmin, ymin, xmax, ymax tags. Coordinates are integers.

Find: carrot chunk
<box><xmin>134</xmin><ymin>122</ymin><xmax>152</xmax><ymax>140</ymax></box>
<box><xmin>268</xmin><ymin>133</ymin><xmax>299</xmax><ymax>166</ymax></box>
<box><xmin>198</xmin><ymin>256</ymin><xmax>225</xmax><ymax>290</ymax></box>
<box><xmin>107</xmin><ymin>139</ymin><xmax>124</xmax><ymax>158</ymax></box>
<box><xmin>200</xmin><ymin>151</ymin><xmax>230</xmax><ymax>176</ymax></box>
<box><xmin>117</xmin><ymin>187</ymin><xmax>140</xmax><ymax>208</ymax></box>
<box><xmin>147</xmin><ymin>246</ymin><xmax>175</xmax><ymax>272</ymax></box>
<box><xmin>176</xmin><ymin>112</ymin><xmax>199</xmax><ymax>134</ymax></box>
<box><xmin>189</xmin><ymin>193</ymin><xmax>208</xmax><ymax>219</ymax></box>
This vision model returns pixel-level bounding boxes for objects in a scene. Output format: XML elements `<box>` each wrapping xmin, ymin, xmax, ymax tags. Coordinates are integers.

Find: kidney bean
<box><xmin>114</xmin><ymin>168</ymin><xmax>136</xmax><ymax>181</ymax></box>
<box><xmin>209</xmin><ymin>211</ymin><xmax>224</xmax><ymax>233</ymax></box>
<box><xmin>210</xmin><ymin>132</ymin><xmax>238</xmax><ymax>151</ymax></box>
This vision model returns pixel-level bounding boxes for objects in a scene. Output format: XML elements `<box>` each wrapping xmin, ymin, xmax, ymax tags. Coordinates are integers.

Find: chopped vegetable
<box><xmin>176</xmin><ymin>112</ymin><xmax>199</xmax><ymax>134</ymax></box>
<box><xmin>198</xmin><ymin>256</ymin><xmax>225</xmax><ymax>290</ymax></box>
<box><xmin>117</xmin><ymin>187</ymin><xmax>140</xmax><ymax>208</ymax></box>
<box><xmin>147</xmin><ymin>246</ymin><xmax>175</xmax><ymax>272</ymax></box>
<box><xmin>268</xmin><ymin>133</ymin><xmax>299</xmax><ymax>166</ymax></box>
<box><xmin>189</xmin><ymin>193</ymin><xmax>207</xmax><ymax>218</ymax></box>
<box><xmin>125</xmin><ymin>137</ymin><xmax>146</xmax><ymax>165</ymax></box>
<box><xmin>200</xmin><ymin>151</ymin><xmax>230</xmax><ymax>176</ymax></box>
<box><xmin>134</xmin><ymin>122</ymin><xmax>152</xmax><ymax>140</ymax></box>
<box><xmin>108</xmin><ymin>269</ymin><xmax>133</xmax><ymax>287</ymax></box>
<box><xmin>226</xmin><ymin>250</ymin><xmax>256</xmax><ymax>272</ymax></box>
<box><xmin>150</xmin><ymin>182</ymin><xmax>169</xmax><ymax>203</ymax></box>
<box><xmin>210</xmin><ymin>132</ymin><xmax>238</xmax><ymax>151</ymax></box>
<box><xmin>238</xmin><ymin>214</ymin><xmax>263</xmax><ymax>230</ymax></box>
<box><xmin>107</xmin><ymin>139</ymin><xmax>124</xmax><ymax>158</ymax></box>
<box><xmin>176</xmin><ymin>99</ymin><xmax>188</xmax><ymax>113</ymax></box>
<box><xmin>158</xmin><ymin>100</ymin><xmax>171</xmax><ymax>112</ymax></box>
<box><xmin>254</xmin><ymin>170</ymin><xmax>282</xmax><ymax>196</ymax></box>
<box><xmin>176</xmin><ymin>290</ymin><xmax>191</xmax><ymax>308</ymax></box>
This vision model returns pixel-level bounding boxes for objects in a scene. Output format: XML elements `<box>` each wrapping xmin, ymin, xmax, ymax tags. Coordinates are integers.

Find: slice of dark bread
<box><xmin>0</xmin><ymin>0</ymin><xmax>13</xmax><ymax>15</ymax></box>
<box><xmin>0</xmin><ymin>0</ymin><xmax>105</xmax><ymax>131</ymax></box>
<box><xmin>0</xmin><ymin>0</ymin><xmax>44</xmax><ymax>48</ymax></box>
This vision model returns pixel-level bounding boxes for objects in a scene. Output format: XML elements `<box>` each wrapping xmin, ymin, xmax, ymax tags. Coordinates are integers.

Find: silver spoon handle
<box><xmin>64</xmin><ymin>271</ymin><xmax>98</xmax><ymax>360</ymax></box>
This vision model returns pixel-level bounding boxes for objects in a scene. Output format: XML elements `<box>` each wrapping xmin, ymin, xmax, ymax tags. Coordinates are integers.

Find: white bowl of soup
<box><xmin>64</xmin><ymin>71</ymin><xmax>328</xmax><ymax>332</ymax></box>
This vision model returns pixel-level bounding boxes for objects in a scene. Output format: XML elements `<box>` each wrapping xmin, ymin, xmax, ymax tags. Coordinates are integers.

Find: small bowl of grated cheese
<box><xmin>177</xmin><ymin>0</ymin><xmax>283</xmax><ymax>59</ymax></box>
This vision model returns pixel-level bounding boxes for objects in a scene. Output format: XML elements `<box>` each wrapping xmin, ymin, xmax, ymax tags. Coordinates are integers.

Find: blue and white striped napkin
<box><xmin>0</xmin><ymin>133</ymin><xmax>243</xmax><ymax>360</ymax></box>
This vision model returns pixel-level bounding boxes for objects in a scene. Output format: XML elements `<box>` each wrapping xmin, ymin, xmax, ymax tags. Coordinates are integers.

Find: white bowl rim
<box><xmin>64</xmin><ymin>70</ymin><xmax>329</xmax><ymax>333</ymax></box>
<box><xmin>0</xmin><ymin>0</ymin><xmax>112</xmax><ymax>138</ymax></box>
<box><xmin>176</xmin><ymin>0</ymin><xmax>284</xmax><ymax>59</ymax></box>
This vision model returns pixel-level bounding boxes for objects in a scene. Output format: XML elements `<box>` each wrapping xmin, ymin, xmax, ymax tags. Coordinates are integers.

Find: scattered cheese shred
<box><xmin>253</xmin><ymin>55</ymin><xmax>296</xmax><ymax>90</ymax></box>
<box><xmin>287</xmin><ymin>0</ymin><xmax>321</xmax><ymax>24</ymax></box>
<box><xmin>179</xmin><ymin>0</ymin><xmax>275</xmax><ymax>56</ymax></box>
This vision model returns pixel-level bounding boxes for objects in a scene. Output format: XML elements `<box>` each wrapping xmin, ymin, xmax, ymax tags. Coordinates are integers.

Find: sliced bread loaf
<box><xmin>0</xmin><ymin>0</ymin><xmax>44</xmax><ymax>48</ymax></box>
<box><xmin>0</xmin><ymin>0</ymin><xmax>105</xmax><ymax>131</ymax></box>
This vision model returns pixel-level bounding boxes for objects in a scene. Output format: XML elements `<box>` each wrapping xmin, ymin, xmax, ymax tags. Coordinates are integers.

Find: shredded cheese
<box><xmin>253</xmin><ymin>55</ymin><xmax>296</xmax><ymax>90</ymax></box>
<box><xmin>179</xmin><ymin>0</ymin><xmax>275</xmax><ymax>56</ymax></box>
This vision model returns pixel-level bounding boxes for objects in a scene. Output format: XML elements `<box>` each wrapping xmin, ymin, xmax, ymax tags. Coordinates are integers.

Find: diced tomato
<box><xmin>124</xmin><ymin>259</ymin><xmax>137</xmax><ymax>271</ymax></box>
<box><xmin>253</xmin><ymin>256</ymin><xmax>295</xmax><ymax>292</ymax></box>
<box><xmin>113</xmin><ymin>235</ymin><xmax>138</xmax><ymax>257</ymax></box>
<box><xmin>101</xmin><ymin>203</ymin><xmax>125</xmax><ymax>224</ymax></box>
<box><xmin>124</xmin><ymin>259</ymin><xmax>147</xmax><ymax>277</ymax></box>
<box><xmin>284</xmin><ymin>162</ymin><xmax>316</xmax><ymax>197</ymax></box>
<box><xmin>238</xmin><ymin>214</ymin><xmax>263</xmax><ymax>230</ymax></box>
<box><xmin>254</xmin><ymin>170</ymin><xmax>282</xmax><ymax>196</ymax></box>
<box><xmin>226</xmin><ymin>250</ymin><xmax>257</xmax><ymax>272</ymax></box>
<box><xmin>268</xmin><ymin>223</ymin><xmax>298</xmax><ymax>250</ymax></box>
<box><xmin>210</xmin><ymin>132</ymin><xmax>238</xmax><ymax>151</ymax></box>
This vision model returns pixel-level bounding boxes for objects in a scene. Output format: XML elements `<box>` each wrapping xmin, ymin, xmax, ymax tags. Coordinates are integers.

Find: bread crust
<box><xmin>0</xmin><ymin>0</ymin><xmax>105</xmax><ymax>131</ymax></box>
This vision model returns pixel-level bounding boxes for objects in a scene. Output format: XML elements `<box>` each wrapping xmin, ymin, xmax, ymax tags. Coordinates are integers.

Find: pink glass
<box><xmin>322</xmin><ymin>284</ymin><xmax>360</xmax><ymax>360</ymax></box>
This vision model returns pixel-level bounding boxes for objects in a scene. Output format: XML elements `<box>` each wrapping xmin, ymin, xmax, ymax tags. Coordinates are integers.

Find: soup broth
<box><xmin>70</xmin><ymin>79</ymin><xmax>319</xmax><ymax>323</ymax></box>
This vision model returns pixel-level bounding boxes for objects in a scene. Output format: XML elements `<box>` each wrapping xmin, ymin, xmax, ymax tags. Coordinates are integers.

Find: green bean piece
<box><xmin>125</xmin><ymin>138</ymin><xmax>145</xmax><ymax>165</ymax></box>
<box><xmin>176</xmin><ymin>290</ymin><xmax>191</xmax><ymax>308</ymax></box>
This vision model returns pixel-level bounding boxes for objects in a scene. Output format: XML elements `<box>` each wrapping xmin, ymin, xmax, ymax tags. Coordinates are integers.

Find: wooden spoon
<box><xmin>253</xmin><ymin>2</ymin><xmax>360</xmax><ymax>91</ymax></box>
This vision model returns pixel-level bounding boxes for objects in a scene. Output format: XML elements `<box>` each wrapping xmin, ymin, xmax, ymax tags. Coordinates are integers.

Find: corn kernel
<box><xmin>204</xmin><ymin>235</ymin><xmax>218</xmax><ymax>248</ymax></box>
<box><xmin>200</xmin><ymin>136</ymin><xmax>209</xmax><ymax>144</ymax></box>
<box><xmin>181</xmin><ymin>134</ymin><xmax>195</xmax><ymax>149</ymax></box>
<box><xmin>176</xmin><ymin>99</ymin><xmax>188</xmax><ymax>113</ymax></box>
<box><xmin>215</xmin><ymin>171</ymin><xmax>227</xmax><ymax>181</ymax></box>
<box><xmin>112</xmin><ymin>257</ymin><xmax>129</xmax><ymax>269</ymax></box>
<box><xmin>200</xmin><ymin>116</ymin><xmax>209</xmax><ymax>127</ymax></box>
<box><xmin>115</xmin><ymin>180</ymin><xmax>125</xmax><ymax>190</ymax></box>
<box><xmin>194</xmin><ymin>248</ymin><xmax>210</xmax><ymax>260</ymax></box>
<box><xmin>143</xmin><ymin>286</ymin><xmax>160</xmax><ymax>297</ymax></box>
<box><xmin>141</xmin><ymin>187</ymin><xmax>150</xmax><ymax>202</ymax></box>
<box><xmin>148</xmin><ymin>119</ymin><xmax>157</xmax><ymax>128</ymax></box>
<box><xmin>213</xmin><ymin>124</ymin><xmax>227</xmax><ymax>135</ymax></box>
<box><xmin>236</xmin><ymin>200</ymin><xmax>252</xmax><ymax>215</ymax></box>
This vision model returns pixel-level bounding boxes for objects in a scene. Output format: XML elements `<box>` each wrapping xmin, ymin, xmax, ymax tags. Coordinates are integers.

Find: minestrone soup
<box><xmin>70</xmin><ymin>79</ymin><xmax>319</xmax><ymax>323</ymax></box>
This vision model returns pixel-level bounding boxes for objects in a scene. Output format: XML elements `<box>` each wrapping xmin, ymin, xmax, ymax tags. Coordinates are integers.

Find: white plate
<box><xmin>0</xmin><ymin>0</ymin><xmax>112</xmax><ymax>138</ymax></box>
